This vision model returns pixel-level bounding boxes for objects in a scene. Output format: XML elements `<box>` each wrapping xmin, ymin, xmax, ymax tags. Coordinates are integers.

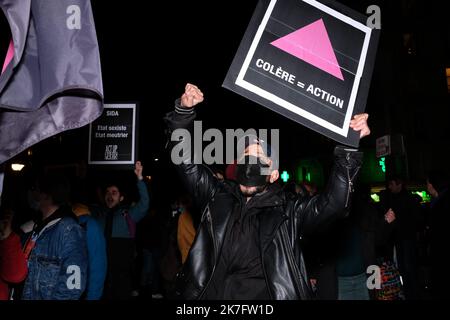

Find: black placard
<box><xmin>223</xmin><ymin>0</ymin><xmax>380</xmax><ymax>147</ymax></box>
<box><xmin>88</xmin><ymin>104</ymin><xmax>136</xmax><ymax>165</ymax></box>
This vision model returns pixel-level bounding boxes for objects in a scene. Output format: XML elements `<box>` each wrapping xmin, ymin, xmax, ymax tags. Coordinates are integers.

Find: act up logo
<box><xmin>223</xmin><ymin>0</ymin><xmax>379</xmax><ymax>147</ymax></box>
<box><xmin>271</xmin><ymin>18</ymin><xmax>344</xmax><ymax>81</ymax></box>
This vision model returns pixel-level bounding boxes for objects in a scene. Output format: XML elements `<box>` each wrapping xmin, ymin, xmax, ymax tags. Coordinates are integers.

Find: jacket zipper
<box><xmin>344</xmin><ymin>153</ymin><xmax>360</xmax><ymax>208</ymax></box>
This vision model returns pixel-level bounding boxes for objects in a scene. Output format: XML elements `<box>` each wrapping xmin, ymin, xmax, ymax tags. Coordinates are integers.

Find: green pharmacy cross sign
<box><xmin>281</xmin><ymin>171</ymin><xmax>290</xmax><ymax>182</ymax></box>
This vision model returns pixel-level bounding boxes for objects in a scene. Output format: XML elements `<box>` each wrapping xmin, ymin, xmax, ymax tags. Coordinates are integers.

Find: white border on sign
<box><xmin>235</xmin><ymin>0</ymin><xmax>372</xmax><ymax>137</ymax></box>
<box><xmin>88</xmin><ymin>103</ymin><xmax>136</xmax><ymax>165</ymax></box>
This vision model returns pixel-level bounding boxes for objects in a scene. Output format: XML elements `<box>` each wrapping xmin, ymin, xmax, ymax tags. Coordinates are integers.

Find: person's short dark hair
<box><xmin>387</xmin><ymin>174</ymin><xmax>405</xmax><ymax>185</ymax></box>
<box><xmin>103</xmin><ymin>176</ymin><xmax>127</xmax><ymax>194</ymax></box>
<box><xmin>38</xmin><ymin>174</ymin><xmax>71</xmax><ymax>206</ymax></box>
<box><xmin>427</xmin><ymin>170</ymin><xmax>449</xmax><ymax>193</ymax></box>
<box><xmin>104</xmin><ymin>182</ymin><xmax>122</xmax><ymax>193</ymax></box>
<box><xmin>0</xmin><ymin>204</ymin><xmax>13</xmax><ymax>219</ymax></box>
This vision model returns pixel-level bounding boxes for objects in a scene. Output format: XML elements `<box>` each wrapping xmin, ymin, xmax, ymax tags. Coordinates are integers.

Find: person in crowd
<box><xmin>176</xmin><ymin>195</ymin><xmax>196</xmax><ymax>265</ymax></box>
<box><xmin>21</xmin><ymin>174</ymin><xmax>87</xmax><ymax>300</ymax></box>
<box><xmin>164</xmin><ymin>83</ymin><xmax>370</xmax><ymax>300</ymax></box>
<box><xmin>380</xmin><ymin>174</ymin><xmax>421</xmax><ymax>299</ymax></box>
<box><xmin>90</xmin><ymin>161</ymin><xmax>150</xmax><ymax>299</ymax></box>
<box><xmin>71</xmin><ymin>181</ymin><xmax>107</xmax><ymax>301</ymax></box>
<box><xmin>0</xmin><ymin>207</ymin><xmax>28</xmax><ymax>300</ymax></box>
<box><xmin>334</xmin><ymin>185</ymin><xmax>396</xmax><ymax>300</ymax></box>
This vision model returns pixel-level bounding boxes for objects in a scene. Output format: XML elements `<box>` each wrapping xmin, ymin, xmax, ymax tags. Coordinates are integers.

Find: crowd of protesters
<box><xmin>0</xmin><ymin>161</ymin><xmax>448</xmax><ymax>301</ymax></box>
<box><xmin>0</xmin><ymin>84</ymin><xmax>450</xmax><ymax>300</ymax></box>
<box><xmin>0</xmin><ymin>85</ymin><xmax>449</xmax><ymax>300</ymax></box>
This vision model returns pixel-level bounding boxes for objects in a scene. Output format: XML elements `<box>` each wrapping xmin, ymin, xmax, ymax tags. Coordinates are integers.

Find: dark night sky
<box><xmin>88</xmin><ymin>0</ymin><xmax>449</xmax><ymax>171</ymax></box>
<box><xmin>90</xmin><ymin>0</ymin><xmax>369</xmax><ymax>163</ymax></box>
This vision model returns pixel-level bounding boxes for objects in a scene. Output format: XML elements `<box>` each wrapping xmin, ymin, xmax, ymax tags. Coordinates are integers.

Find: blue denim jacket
<box><xmin>22</xmin><ymin>216</ymin><xmax>88</xmax><ymax>300</ymax></box>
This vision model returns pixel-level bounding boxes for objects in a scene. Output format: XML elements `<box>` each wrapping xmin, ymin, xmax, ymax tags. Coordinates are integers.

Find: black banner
<box><xmin>223</xmin><ymin>0</ymin><xmax>380</xmax><ymax>147</ymax></box>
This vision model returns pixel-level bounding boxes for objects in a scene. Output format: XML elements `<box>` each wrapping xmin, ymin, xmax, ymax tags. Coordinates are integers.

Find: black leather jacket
<box><xmin>164</xmin><ymin>102</ymin><xmax>363</xmax><ymax>300</ymax></box>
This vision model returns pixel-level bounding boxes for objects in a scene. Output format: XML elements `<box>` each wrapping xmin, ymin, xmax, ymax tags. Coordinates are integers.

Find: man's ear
<box><xmin>120</xmin><ymin>195</ymin><xmax>124</xmax><ymax>202</ymax></box>
<box><xmin>269</xmin><ymin>170</ymin><xmax>279</xmax><ymax>184</ymax></box>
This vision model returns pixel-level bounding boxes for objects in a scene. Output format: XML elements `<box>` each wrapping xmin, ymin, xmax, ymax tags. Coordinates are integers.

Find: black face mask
<box><xmin>236</xmin><ymin>155</ymin><xmax>270</xmax><ymax>187</ymax></box>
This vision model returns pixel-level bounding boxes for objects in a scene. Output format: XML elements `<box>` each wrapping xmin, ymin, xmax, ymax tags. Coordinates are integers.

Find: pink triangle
<box><xmin>2</xmin><ymin>39</ymin><xmax>14</xmax><ymax>75</ymax></box>
<box><xmin>271</xmin><ymin>19</ymin><xmax>344</xmax><ymax>81</ymax></box>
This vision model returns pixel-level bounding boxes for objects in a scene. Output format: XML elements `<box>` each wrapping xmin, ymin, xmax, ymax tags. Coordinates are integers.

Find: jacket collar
<box><xmin>246</xmin><ymin>184</ymin><xmax>288</xmax><ymax>252</ymax></box>
<box><xmin>219</xmin><ymin>181</ymin><xmax>287</xmax><ymax>252</ymax></box>
<box><xmin>229</xmin><ymin>182</ymin><xmax>285</xmax><ymax>210</ymax></box>
<box><xmin>35</xmin><ymin>205</ymin><xmax>75</xmax><ymax>234</ymax></box>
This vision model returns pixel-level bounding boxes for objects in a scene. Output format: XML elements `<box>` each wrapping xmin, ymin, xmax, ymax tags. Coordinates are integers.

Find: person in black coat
<box><xmin>164</xmin><ymin>83</ymin><xmax>371</xmax><ymax>300</ymax></box>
